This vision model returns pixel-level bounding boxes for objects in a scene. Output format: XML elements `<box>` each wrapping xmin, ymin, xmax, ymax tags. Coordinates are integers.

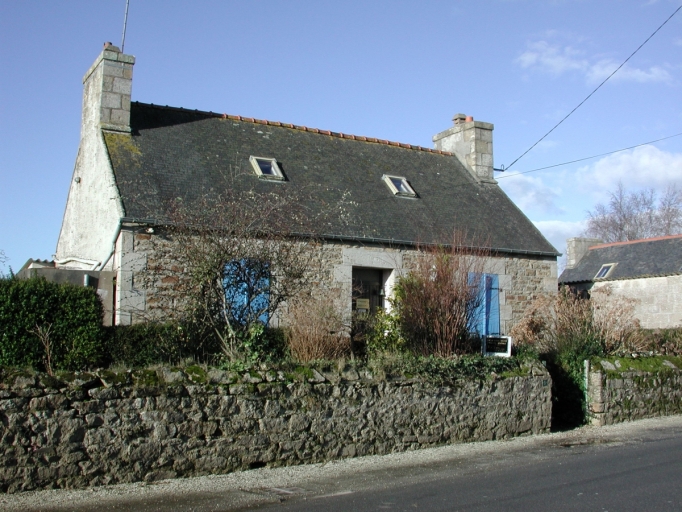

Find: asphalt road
<box><xmin>3</xmin><ymin>415</ymin><xmax>681</xmax><ymax>512</ymax></box>
<box><xmin>253</xmin><ymin>424</ymin><xmax>682</xmax><ymax>512</ymax></box>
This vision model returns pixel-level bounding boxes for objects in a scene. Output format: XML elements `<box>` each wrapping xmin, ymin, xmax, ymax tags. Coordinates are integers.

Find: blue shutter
<box><xmin>485</xmin><ymin>274</ymin><xmax>500</xmax><ymax>336</ymax></box>
<box><xmin>470</xmin><ymin>273</ymin><xmax>500</xmax><ymax>336</ymax></box>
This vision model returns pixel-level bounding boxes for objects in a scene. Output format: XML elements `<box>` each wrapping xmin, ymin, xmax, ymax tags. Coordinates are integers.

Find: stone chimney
<box><xmin>81</xmin><ymin>42</ymin><xmax>135</xmax><ymax>134</ymax></box>
<box><xmin>565</xmin><ymin>237</ymin><xmax>602</xmax><ymax>269</ymax></box>
<box><xmin>433</xmin><ymin>114</ymin><xmax>495</xmax><ymax>182</ymax></box>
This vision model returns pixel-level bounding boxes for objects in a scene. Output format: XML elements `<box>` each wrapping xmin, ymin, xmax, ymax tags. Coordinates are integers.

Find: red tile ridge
<box><xmin>589</xmin><ymin>233</ymin><xmax>682</xmax><ymax>250</ymax></box>
<box><xmin>136</xmin><ymin>102</ymin><xmax>454</xmax><ymax>157</ymax></box>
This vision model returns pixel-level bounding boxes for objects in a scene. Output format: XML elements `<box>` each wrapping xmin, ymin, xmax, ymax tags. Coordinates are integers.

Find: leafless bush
<box><xmin>286</xmin><ymin>291</ymin><xmax>350</xmax><ymax>362</ymax></box>
<box><xmin>511</xmin><ymin>285</ymin><xmax>645</xmax><ymax>355</ymax></box>
<box><xmin>639</xmin><ymin>328</ymin><xmax>682</xmax><ymax>356</ymax></box>
<box><xmin>31</xmin><ymin>323</ymin><xmax>54</xmax><ymax>376</ymax></box>
<box><xmin>395</xmin><ymin>231</ymin><xmax>489</xmax><ymax>357</ymax></box>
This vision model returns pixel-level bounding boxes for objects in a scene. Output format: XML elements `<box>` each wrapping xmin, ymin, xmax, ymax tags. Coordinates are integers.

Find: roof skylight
<box><xmin>595</xmin><ymin>263</ymin><xmax>616</xmax><ymax>279</ymax></box>
<box><xmin>383</xmin><ymin>175</ymin><xmax>417</xmax><ymax>197</ymax></box>
<box><xmin>249</xmin><ymin>156</ymin><xmax>285</xmax><ymax>181</ymax></box>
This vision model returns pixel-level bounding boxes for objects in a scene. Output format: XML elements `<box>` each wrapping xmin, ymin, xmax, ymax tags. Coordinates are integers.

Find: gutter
<box><xmin>118</xmin><ymin>217</ymin><xmax>560</xmax><ymax>259</ymax></box>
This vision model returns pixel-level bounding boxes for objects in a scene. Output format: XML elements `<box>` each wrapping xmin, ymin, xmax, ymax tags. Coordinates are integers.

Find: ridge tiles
<box><xmin>589</xmin><ymin>233</ymin><xmax>682</xmax><ymax>250</ymax></box>
<box><xmin>138</xmin><ymin>102</ymin><xmax>454</xmax><ymax>156</ymax></box>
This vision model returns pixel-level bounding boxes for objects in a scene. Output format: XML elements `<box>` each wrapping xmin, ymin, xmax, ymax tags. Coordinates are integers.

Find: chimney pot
<box><xmin>465</xmin><ymin>115</ymin><xmax>474</xmax><ymax>122</ymax></box>
<box><xmin>453</xmin><ymin>113</ymin><xmax>467</xmax><ymax>125</ymax></box>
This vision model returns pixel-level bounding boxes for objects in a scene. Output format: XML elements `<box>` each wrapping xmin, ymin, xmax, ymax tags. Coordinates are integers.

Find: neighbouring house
<box><xmin>51</xmin><ymin>43</ymin><xmax>558</xmax><ymax>330</ymax></box>
<box><xmin>559</xmin><ymin>235</ymin><xmax>682</xmax><ymax>329</ymax></box>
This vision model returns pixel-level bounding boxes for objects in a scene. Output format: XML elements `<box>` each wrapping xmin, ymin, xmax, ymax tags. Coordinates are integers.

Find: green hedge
<box><xmin>102</xmin><ymin>322</ymin><xmax>222</xmax><ymax>368</ymax></box>
<box><xmin>0</xmin><ymin>276</ymin><xmax>104</xmax><ymax>371</ymax></box>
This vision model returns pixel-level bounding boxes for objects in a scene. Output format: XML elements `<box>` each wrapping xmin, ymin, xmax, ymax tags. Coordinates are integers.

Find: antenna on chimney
<box><xmin>121</xmin><ymin>0</ymin><xmax>130</xmax><ymax>52</ymax></box>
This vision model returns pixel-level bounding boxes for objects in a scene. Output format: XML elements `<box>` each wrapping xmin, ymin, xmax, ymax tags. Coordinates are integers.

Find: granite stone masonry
<box><xmin>586</xmin><ymin>358</ymin><xmax>682</xmax><ymax>426</ymax></box>
<box><xmin>123</xmin><ymin>230</ymin><xmax>556</xmax><ymax>333</ymax></box>
<box><xmin>0</xmin><ymin>364</ymin><xmax>551</xmax><ymax>493</ymax></box>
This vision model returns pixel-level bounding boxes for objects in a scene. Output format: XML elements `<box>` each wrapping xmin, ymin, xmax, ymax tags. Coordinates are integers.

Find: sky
<box><xmin>1</xmin><ymin>0</ymin><xmax>681</xmax><ymax>273</ymax></box>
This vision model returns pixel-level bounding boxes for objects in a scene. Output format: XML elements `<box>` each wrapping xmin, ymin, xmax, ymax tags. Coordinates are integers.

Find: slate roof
<box><xmin>559</xmin><ymin>235</ymin><xmax>682</xmax><ymax>283</ymax></box>
<box><xmin>104</xmin><ymin>102</ymin><xmax>558</xmax><ymax>256</ymax></box>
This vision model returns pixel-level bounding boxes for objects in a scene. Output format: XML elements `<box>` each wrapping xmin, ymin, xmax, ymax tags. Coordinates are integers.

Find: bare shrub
<box><xmin>395</xmin><ymin>231</ymin><xmax>489</xmax><ymax>357</ymax></box>
<box><xmin>639</xmin><ymin>328</ymin><xmax>682</xmax><ymax>356</ymax></box>
<box><xmin>31</xmin><ymin>323</ymin><xmax>54</xmax><ymax>376</ymax></box>
<box><xmin>511</xmin><ymin>285</ymin><xmax>644</xmax><ymax>356</ymax></box>
<box><xmin>286</xmin><ymin>291</ymin><xmax>350</xmax><ymax>362</ymax></box>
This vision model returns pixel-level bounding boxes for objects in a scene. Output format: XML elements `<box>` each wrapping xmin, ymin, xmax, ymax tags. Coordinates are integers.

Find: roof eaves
<box><xmin>120</xmin><ymin>217</ymin><xmax>558</xmax><ymax>257</ymax></box>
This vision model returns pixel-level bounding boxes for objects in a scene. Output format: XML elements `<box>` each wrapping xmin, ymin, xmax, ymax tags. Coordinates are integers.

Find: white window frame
<box><xmin>594</xmin><ymin>263</ymin><xmax>616</xmax><ymax>279</ymax></box>
<box><xmin>382</xmin><ymin>174</ymin><xmax>417</xmax><ymax>197</ymax></box>
<box><xmin>249</xmin><ymin>156</ymin><xmax>285</xmax><ymax>181</ymax></box>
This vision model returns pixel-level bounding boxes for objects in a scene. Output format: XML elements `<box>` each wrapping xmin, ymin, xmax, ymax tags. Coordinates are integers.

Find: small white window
<box><xmin>595</xmin><ymin>263</ymin><xmax>616</xmax><ymax>279</ymax></box>
<box><xmin>249</xmin><ymin>156</ymin><xmax>285</xmax><ymax>181</ymax></box>
<box><xmin>382</xmin><ymin>175</ymin><xmax>417</xmax><ymax>197</ymax></box>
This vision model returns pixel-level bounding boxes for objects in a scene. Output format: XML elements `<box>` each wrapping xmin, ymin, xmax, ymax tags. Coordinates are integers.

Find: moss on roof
<box><xmin>104</xmin><ymin>102</ymin><xmax>558</xmax><ymax>256</ymax></box>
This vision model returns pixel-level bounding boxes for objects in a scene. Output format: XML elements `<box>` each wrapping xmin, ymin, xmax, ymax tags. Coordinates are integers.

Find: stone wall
<box><xmin>592</xmin><ymin>275</ymin><xmax>682</xmax><ymax>329</ymax></box>
<box><xmin>121</xmin><ymin>227</ymin><xmax>557</xmax><ymax>333</ymax></box>
<box><xmin>0</xmin><ymin>364</ymin><xmax>551</xmax><ymax>493</ymax></box>
<box><xmin>586</xmin><ymin>358</ymin><xmax>682</xmax><ymax>426</ymax></box>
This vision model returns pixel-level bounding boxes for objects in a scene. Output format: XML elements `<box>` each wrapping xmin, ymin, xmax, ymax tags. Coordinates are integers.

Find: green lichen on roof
<box><xmin>105</xmin><ymin>102</ymin><xmax>558</xmax><ymax>256</ymax></box>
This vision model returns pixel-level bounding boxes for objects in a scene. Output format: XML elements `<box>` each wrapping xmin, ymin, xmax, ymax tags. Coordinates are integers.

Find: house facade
<box><xmin>54</xmin><ymin>44</ymin><xmax>558</xmax><ymax>331</ymax></box>
<box><xmin>560</xmin><ymin>235</ymin><xmax>682</xmax><ymax>329</ymax></box>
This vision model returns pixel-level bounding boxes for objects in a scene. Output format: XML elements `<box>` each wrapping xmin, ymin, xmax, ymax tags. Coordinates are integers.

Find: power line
<box><xmin>505</xmin><ymin>4</ymin><xmax>682</xmax><ymax>171</ymax></box>
<box><xmin>497</xmin><ymin>132</ymin><xmax>682</xmax><ymax>179</ymax></box>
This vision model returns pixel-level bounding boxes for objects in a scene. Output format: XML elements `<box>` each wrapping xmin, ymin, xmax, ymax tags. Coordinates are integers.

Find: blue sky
<box><xmin>1</xmin><ymin>0</ymin><xmax>681</xmax><ymax>272</ymax></box>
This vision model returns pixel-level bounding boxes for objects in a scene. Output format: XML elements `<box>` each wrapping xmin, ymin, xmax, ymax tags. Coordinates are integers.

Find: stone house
<box><xmin>54</xmin><ymin>43</ymin><xmax>558</xmax><ymax>330</ymax></box>
<box><xmin>559</xmin><ymin>235</ymin><xmax>682</xmax><ymax>329</ymax></box>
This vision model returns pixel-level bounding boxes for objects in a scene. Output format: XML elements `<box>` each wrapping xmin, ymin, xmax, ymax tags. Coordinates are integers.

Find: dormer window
<box><xmin>249</xmin><ymin>156</ymin><xmax>285</xmax><ymax>181</ymax></box>
<box><xmin>383</xmin><ymin>175</ymin><xmax>417</xmax><ymax>197</ymax></box>
<box><xmin>595</xmin><ymin>263</ymin><xmax>616</xmax><ymax>279</ymax></box>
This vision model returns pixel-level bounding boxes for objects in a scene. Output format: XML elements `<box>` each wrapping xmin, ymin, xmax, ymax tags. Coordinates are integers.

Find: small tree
<box><xmin>585</xmin><ymin>183</ymin><xmax>682</xmax><ymax>242</ymax></box>
<box><xmin>159</xmin><ymin>190</ymin><xmax>326</xmax><ymax>360</ymax></box>
<box><xmin>394</xmin><ymin>231</ymin><xmax>490</xmax><ymax>357</ymax></box>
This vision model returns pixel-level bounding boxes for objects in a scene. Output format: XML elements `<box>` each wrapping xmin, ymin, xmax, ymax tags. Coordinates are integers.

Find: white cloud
<box><xmin>576</xmin><ymin>145</ymin><xmax>682</xmax><ymax>199</ymax></box>
<box><xmin>533</xmin><ymin>219</ymin><xmax>586</xmax><ymax>255</ymax></box>
<box><xmin>498</xmin><ymin>174</ymin><xmax>564</xmax><ymax>214</ymax></box>
<box><xmin>586</xmin><ymin>60</ymin><xmax>672</xmax><ymax>84</ymax></box>
<box><xmin>516</xmin><ymin>41</ymin><xmax>587</xmax><ymax>75</ymax></box>
<box><xmin>516</xmin><ymin>40</ymin><xmax>673</xmax><ymax>85</ymax></box>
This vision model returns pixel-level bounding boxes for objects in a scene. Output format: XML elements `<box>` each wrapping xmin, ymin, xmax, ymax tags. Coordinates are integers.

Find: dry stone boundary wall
<box><xmin>587</xmin><ymin>359</ymin><xmax>682</xmax><ymax>426</ymax></box>
<box><xmin>0</xmin><ymin>365</ymin><xmax>551</xmax><ymax>493</ymax></box>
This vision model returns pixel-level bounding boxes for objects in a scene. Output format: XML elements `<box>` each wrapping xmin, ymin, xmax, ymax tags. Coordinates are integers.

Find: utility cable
<box><xmin>504</xmin><ymin>4</ymin><xmax>682</xmax><ymax>171</ymax></box>
<box><xmin>498</xmin><ymin>132</ymin><xmax>682</xmax><ymax>179</ymax></box>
